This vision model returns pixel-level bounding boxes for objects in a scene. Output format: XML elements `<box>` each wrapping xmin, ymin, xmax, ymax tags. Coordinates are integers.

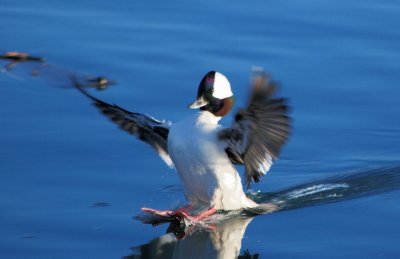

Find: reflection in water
<box><xmin>126</xmin><ymin>216</ymin><xmax>256</xmax><ymax>259</ymax></box>
<box><xmin>131</xmin><ymin>166</ymin><xmax>400</xmax><ymax>258</ymax></box>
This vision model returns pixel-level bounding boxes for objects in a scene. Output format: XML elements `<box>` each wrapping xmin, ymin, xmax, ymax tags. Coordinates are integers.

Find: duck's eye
<box><xmin>207</xmin><ymin>87</ymin><xmax>214</xmax><ymax>95</ymax></box>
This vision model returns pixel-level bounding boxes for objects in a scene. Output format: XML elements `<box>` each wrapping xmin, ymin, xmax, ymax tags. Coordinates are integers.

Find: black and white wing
<box><xmin>218</xmin><ymin>70</ymin><xmax>290</xmax><ymax>186</ymax></box>
<box><xmin>75</xmin><ymin>85</ymin><xmax>174</xmax><ymax>168</ymax></box>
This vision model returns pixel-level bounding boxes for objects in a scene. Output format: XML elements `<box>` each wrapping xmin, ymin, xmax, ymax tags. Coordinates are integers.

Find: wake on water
<box><xmin>138</xmin><ymin>165</ymin><xmax>400</xmax><ymax>227</ymax></box>
<box><xmin>249</xmin><ymin>165</ymin><xmax>400</xmax><ymax>213</ymax></box>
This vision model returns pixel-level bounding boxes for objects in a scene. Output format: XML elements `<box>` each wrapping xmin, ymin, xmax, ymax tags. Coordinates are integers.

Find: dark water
<box><xmin>1</xmin><ymin>0</ymin><xmax>400</xmax><ymax>258</ymax></box>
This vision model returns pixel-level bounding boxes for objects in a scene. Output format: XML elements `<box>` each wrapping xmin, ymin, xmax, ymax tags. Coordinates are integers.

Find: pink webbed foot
<box><xmin>141</xmin><ymin>207</ymin><xmax>175</xmax><ymax>217</ymax></box>
<box><xmin>141</xmin><ymin>206</ymin><xmax>217</xmax><ymax>223</ymax></box>
<box><xmin>177</xmin><ymin>207</ymin><xmax>217</xmax><ymax>221</ymax></box>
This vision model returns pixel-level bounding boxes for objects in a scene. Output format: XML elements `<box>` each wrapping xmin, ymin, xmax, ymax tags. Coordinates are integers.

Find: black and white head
<box><xmin>188</xmin><ymin>71</ymin><xmax>234</xmax><ymax>117</ymax></box>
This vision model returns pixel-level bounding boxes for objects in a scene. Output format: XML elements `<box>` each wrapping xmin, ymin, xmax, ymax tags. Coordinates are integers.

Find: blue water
<box><xmin>1</xmin><ymin>0</ymin><xmax>400</xmax><ymax>258</ymax></box>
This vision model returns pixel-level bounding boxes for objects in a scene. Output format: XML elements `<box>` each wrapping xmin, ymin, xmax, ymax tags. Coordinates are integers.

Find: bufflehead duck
<box><xmin>75</xmin><ymin>69</ymin><xmax>290</xmax><ymax>221</ymax></box>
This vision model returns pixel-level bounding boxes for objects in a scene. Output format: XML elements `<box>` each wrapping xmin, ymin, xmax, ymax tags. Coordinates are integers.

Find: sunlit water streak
<box><xmin>248</xmin><ymin>165</ymin><xmax>400</xmax><ymax>213</ymax></box>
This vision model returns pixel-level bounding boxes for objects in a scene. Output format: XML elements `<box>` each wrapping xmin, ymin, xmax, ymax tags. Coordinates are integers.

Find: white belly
<box><xmin>168</xmin><ymin>112</ymin><xmax>257</xmax><ymax>210</ymax></box>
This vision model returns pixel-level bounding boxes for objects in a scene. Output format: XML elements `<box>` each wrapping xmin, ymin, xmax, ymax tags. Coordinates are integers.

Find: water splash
<box><xmin>248</xmin><ymin>165</ymin><xmax>400</xmax><ymax>213</ymax></box>
<box><xmin>284</xmin><ymin>183</ymin><xmax>350</xmax><ymax>199</ymax></box>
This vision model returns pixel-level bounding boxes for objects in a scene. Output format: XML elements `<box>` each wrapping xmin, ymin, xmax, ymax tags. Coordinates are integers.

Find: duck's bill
<box><xmin>188</xmin><ymin>96</ymin><xmax>208</xmax><ymax>109</ymax></box>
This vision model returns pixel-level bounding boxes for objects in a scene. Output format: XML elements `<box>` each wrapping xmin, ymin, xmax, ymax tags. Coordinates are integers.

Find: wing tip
<box><xmin>246</xmin><ymin>172</ymin><xmax>262</xmax><ymax>188</ymax></box>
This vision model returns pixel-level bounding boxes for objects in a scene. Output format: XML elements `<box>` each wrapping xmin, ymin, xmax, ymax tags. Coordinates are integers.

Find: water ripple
<box><xmin>250</xmin><ymin>165</ymin><xmax>400</xmax><ymax>212</ymax></box>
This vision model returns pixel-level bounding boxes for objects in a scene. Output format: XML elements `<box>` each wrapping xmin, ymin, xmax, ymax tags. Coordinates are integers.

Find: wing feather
<box><xmin>75</xmin><ymin>84</ymin><xmax>174</xmax><ymax>168</ymax></box>
<box><xmin>219</xmin><ymin>70</ymin><xmax>291</xmax><ymax>186</ymax></box>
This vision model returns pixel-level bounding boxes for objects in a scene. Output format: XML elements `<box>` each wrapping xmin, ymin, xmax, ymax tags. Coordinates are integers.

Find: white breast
<box><xmin>168</xmin><ymin>111</ymin><xmax>257</xmax><ymax>210</ymax></box>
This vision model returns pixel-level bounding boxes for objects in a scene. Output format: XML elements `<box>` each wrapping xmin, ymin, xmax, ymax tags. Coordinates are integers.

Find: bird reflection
<box><xmin>129</xmin><ymin>165</ymin><xmax>400</xmax><ymax>259</ymax></box>
<box><xmin>126</xmin><ymin>215</ymin><xmax>258</xmax><ymax>259</ymax></box>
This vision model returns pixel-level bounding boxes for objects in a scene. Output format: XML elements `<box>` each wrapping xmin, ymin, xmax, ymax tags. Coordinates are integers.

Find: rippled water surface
<box><xmin>1</xmin><ymin>0</ymin><xmax>400</xmax><ymax>258</ymax></box>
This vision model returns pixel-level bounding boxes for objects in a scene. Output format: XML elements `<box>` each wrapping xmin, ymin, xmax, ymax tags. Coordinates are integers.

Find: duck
<box><xmin>75</xmin><ymin>69</ymin><xmax>290</xmax><ymax>221</ymax></box>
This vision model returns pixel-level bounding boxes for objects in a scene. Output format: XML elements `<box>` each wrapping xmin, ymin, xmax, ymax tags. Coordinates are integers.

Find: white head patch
<box><xmin>212</xmin><ymin>72</ymin><xmax>233</xmax><ymax>99</ymax></box>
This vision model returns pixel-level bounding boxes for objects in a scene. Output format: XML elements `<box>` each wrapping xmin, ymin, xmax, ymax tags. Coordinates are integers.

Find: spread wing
<box><xmin>75</xmin><ymin>84</ymin><xmax>174</xmax><ymax>168</ymax></box>
<box><xmin>218</xmin><ymin>71</ymin><xmax>290</xmax><ymax>186</ymax></box>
